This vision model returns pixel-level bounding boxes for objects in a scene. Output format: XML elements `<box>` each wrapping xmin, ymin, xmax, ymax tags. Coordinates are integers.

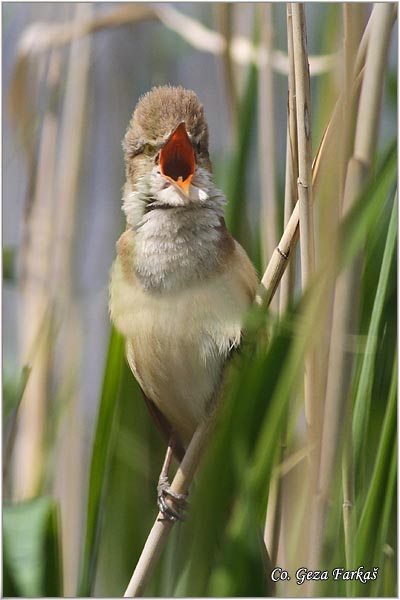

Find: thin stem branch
<box><xmin>124</xmin><ymin>418</ymin><xmax>213</xmax><ymax>597</ymax></box>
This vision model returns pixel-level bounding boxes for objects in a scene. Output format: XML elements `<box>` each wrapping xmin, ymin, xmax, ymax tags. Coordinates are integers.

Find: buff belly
<box><xmin>109</xmin><ymin>256</ymin><xmax>250</xmax><ymax>447</ymax></box>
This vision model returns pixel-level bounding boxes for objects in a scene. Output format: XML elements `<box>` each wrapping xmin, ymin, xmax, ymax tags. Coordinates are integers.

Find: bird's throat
<box><xmin>133</xmin><ymin>205</ymin><xmax>232</xmax><ymax>292</ymax></box>
<box><xmin>122</xmin><ymin>167</ymin><xmax>232</xmax><ymax>292</ymax></box>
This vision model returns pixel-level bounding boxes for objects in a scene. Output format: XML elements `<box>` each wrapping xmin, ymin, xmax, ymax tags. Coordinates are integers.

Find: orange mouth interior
<box><xmin>159</xmin><ymin>123</ymin><xmax>195</xmax><ymax>195</ymax></box>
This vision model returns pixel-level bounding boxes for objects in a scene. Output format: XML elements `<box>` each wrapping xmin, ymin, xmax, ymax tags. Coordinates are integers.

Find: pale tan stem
<box><xmin>352</xmin><ymin>6</ymin><xmax>395</xmax><ymax>168</ymax></box>
<box><xmin>217</xmin><ymin>3</ymin><xmax>238</xmax><ymax>126</ymax></box>
<box><xmin>258</xmin><ymin>3</ymin><xmax>278</xmax><ymax>273</ymax></box>
<box><xmin>291</xmin><ymin>7</ymin><xmax>320</xmax><ymax>522</ymax></box>
<box><xmin>286</xmin><ymin>3</ymin><xmax>299</xmax><ymax>187</ymax></box>
<box><xmin>255</xmin><ymin>202</ymin><xmax>299</xmax><ymax>308</ymax></box>
<box><xmin>12</xmin><ymin>51</ymin><xmax>59</xmax><ymax>501</ymax></box>
<box><xmin>264</xmin><ymin>3</ymin><xmax>297</xmax><ymax>565</ymax></box>
<box><xmin>49</xmin><ymin>6</ymin><xmax>93</xmax><ymax>594</ymax></box>
<box><xmin>340</xmin><ymin>3</ymin><xmax>364</xmax><ymax>575</ymax></box>
<box><xmin>124</xmin><ymin>418</ymin><xmax>213</xmax><ymax>597</ymax></box>
<box><xmin>353</xmin><ymin>4</ymin><xmax>397</xmax><ymax>85</ymax></box>
<box><xmin>279</xmin><ymin>135</ymin><xmax>297</xmax><ymax>312</ymax></box>
<box><xmin>291</xmin><ymin>3</ymin><xmax>315</xmax><ymax>283</ymax></box>
<box><xmin>341</xmin><ymin>4</ymin><xmax>366</xmax><ymax>198</ymax></box>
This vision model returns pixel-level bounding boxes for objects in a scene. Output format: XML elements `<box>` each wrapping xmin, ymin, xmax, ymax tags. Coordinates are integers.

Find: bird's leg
<box><xmin>157</xmin><ymin>439</ymin><xmax>189</xmax><ymax>522</ymax></box>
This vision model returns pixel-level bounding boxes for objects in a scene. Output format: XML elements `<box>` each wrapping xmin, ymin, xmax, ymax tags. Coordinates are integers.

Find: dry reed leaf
<box><xmin>10</xmin><ymin>4</ymin><xmax>338</xmax><ymax>76</ymax></box>
<box><xmin>15</xmin><ymin>5</ymin><xmax>155</xmax><ymax>56</ymax></box>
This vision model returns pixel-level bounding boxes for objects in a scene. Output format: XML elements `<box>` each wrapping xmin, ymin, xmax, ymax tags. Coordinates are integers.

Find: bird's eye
<box><xmin>143</xmin><ymin>143</ymin><xmax>156</xmax><ymax>156</ymax></box>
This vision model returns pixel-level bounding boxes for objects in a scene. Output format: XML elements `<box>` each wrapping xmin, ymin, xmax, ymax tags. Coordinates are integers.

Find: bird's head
<box><xmin>122</xmin><ymin>86</ymin><xmax>220</xmax><ymax>226</ymax></box>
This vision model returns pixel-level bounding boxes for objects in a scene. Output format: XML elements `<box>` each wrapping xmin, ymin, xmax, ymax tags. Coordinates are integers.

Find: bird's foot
<box><xmin>157</xmin><ymin>475</ymin><xmax>189</xmax><ymax>522</ymax></box>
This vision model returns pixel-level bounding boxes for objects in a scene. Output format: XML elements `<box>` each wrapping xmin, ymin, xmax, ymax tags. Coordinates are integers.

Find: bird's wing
<box><xmin>141</xmin><ymin>390</ymin><xmax>186</xmax><ymax>462</ymax></box>
<box><xmin>232</xmin><ymin>240</ymin><xmax>259</xmax><ymax>304</ymax></box>
<box><xmin>125</xmin><ymin>338</ymin><xmax>186</xmax><ymax>461</ymax></box>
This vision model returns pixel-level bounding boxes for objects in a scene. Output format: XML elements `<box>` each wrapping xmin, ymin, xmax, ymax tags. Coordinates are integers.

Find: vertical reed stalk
<box><xmin>50</xmin><ymin>5</ymin><xmax>93</xmax><ymax>594</ymax></box>
<box><xmin>12</xmin><ymin>51</ymin><xmax>60</xmax><ymax>501</ymax></box>
<box><xmin>291</xmin><ymin>9</ymin><xmax>320</xmax><ymax>579</ymax></box>
<box><xmin>340</xmin><ymin>4</ymin><xmax>364</xmax><ymax>579</ymax></box>
<box><xmin>258</xmin><ymin>3</ymin><xmax>277</xmax><ymax>274</ymax></box>
<box><xmin>309</xmin><ymin>2</ymin><xmax>394</xmax><ymax>581</ymax></box>
<box><xmin>217</xmin><ymin>3</ymin><xmax>238</xmax><ymax>131</ymax></box>
<box><xmin>291</xmin><ymin>4</ymin><xmax>315</xmax><ymax>286</ymax></box>
<box><xmin>341</xmin><ymin>4</ymin><xmax>366</xmax><ymax>195</ymax></box>
<box><xmin>280</xmin><ymin>3</ymin><xmax>298</xmax><ymax>313</ymax></box>
<box><xmin>264</xmin><ymin>3</ymin><xmax>298</xmax><ymax>569</ymax></box>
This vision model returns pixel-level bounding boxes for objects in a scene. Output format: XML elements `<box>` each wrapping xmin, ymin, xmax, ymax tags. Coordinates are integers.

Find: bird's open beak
<box><xmin>159</xmin><ymin>122</ymin><xmax>195</xmax><ymax>196</ymax></box>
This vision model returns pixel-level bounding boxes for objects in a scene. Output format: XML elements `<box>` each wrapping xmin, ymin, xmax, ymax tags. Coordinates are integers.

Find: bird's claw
<box><xmin>157</xmin><ymin>475</ymin><xmax>189</xmax><ymax>522</ymax></box>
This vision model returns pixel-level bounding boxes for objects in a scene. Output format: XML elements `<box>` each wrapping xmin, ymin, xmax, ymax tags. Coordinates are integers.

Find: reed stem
<box><xmin>258</xmin><ymin>3</ymin><xmax>277</xmax><ymax>273</ymax></box>
<box><xmin>217</xmin><ymin>3</ymin><xmax>238</xmax><ymax>129</ymax></box>
<box><xmin>124</xmin><ymin>418</ymin><xmax>213</xmax><ymax>596</ymax></box>
<box><xmin>291</xmin><ymin>12</ymin><xmax>320</xmax><ymax>578</ymax></box>
<box><xmin>339</xmin><ymin>5</ymin><xmax>364</xmax><ymax>583</ymax></box>
<box><xmin>12</xmin><ymin>51</ymin><xmax>58</xmax><ymax>501</ymax></box>
<box><xmin>264</xmin><ymin>3</ymin><xmax>298</xmax><ymax>569</ymax></box>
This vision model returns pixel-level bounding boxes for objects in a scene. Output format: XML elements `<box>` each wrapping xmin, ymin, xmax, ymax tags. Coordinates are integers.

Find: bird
<box><xmin>109</xmin><ymin>85</ymin><xmax>258</xmax><ymax>520</ymax></box>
